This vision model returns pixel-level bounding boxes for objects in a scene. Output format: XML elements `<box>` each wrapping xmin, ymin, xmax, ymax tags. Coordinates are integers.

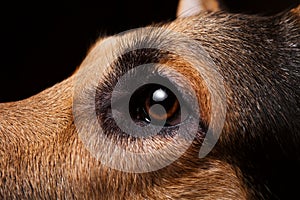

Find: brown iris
<box><xmin>129</xmin><ymin>84</ymin><xmax>182</xmax><ymax>126</ymax></box>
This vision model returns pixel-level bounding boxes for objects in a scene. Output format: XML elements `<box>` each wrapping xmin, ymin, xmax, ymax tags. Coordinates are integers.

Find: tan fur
<box><xmin>0</xmin><ymin>4</ymin><xmax>299</xmax><ymax>200</ymax></box>
<box><xmin>0</xmin><ymin>76</ymin><xmax>246</xmax><ymax>199</ymax></box>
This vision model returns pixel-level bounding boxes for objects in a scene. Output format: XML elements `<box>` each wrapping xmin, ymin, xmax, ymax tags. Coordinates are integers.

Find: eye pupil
<box><xmin>129</xmin><ymin>84</ymin><xmax>182</xmax><ymax>126</ymax></box>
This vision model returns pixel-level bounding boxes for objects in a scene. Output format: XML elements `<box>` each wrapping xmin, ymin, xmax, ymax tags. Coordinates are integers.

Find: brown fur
<box><xmin>0</xmin><ymin>4</ymin><xmax>299</xmax><ymax>200</ymax></box>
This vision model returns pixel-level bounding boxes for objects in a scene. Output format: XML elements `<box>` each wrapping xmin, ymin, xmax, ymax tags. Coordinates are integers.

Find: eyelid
<box><xmin>109</xmin><ymin>90</ymin><xmax>130</xmax><ymax>107</ymax></box>
<box><xmin>155</xmin><ymin>69</ymin><xmax>200</xmax><ymax>116</ymax></box>
<box><xmin>111</xmin><ymin>69</ymin><xmax>191</xmax><ymax>105</ymax></box>
<box><xmin>107</xmin><ymin>64</ymin><xmax>201</xmax><ymax>126</ymax></box>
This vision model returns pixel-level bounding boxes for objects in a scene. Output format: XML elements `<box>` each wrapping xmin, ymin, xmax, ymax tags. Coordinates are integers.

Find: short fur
<box><xmin>0</xmin><ymin>4</ymin><xmax>299</xmax><ymax>200</ymax></box>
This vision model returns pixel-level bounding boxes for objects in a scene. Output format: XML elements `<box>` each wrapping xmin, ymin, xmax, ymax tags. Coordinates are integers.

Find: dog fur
<box><xmin>0</xmin><ymin>1</ymin><xmax>299</xmax><ymax>199</ymax></box>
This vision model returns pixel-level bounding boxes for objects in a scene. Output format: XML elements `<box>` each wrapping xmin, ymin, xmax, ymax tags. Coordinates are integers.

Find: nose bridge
<box><xmin>0</xmin><ymin>77</ymin><xmax>74</xmax><ymax>143</ymax></box>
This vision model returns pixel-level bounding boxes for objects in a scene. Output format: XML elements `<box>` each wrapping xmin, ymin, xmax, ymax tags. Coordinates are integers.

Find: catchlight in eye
<box><xmin>129</xmin><ymin>84</ymin><xmax>187</xmax><ymax>127</ymax></box>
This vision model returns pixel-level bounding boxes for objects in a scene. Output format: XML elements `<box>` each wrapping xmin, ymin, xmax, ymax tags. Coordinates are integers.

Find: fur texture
<box><xmin>0</xmin><ymin>4</ymin><xmax>299</xmax><ymax>200</ymax></box>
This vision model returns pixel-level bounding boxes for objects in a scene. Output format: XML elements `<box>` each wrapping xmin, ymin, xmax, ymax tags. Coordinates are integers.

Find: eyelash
<box><xmin>95</xmin><ymin>68</ymin><xmax>204</xmax><ymax>151</ymax></box>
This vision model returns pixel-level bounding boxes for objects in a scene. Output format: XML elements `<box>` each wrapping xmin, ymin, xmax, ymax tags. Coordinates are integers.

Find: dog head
<box><xmin>0</xmin><ymin>1</ymin><xmax>299</xmax><ymax>199</ymax></box>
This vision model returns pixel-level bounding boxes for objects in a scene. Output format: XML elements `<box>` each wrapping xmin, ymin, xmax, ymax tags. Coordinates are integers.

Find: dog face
<box><xmin>0</xmin><ymin>1</ymin><xmax>299</xmax><ymax>199</ymax></box>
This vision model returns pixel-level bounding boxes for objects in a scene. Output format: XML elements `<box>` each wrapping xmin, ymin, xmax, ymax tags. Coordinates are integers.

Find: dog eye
<box><xmin>95</xmin><ymin>65</ymin><xmax>201</xmax><ymax>143</ymax></box>
<box><xmin>129</xmin><ymin>83</ymin><xmax>186</xmax><ymax>127</ymax></box>
<box><xmin>74</xmin><ymin>49</ymin><xmax>206</xmax><ymax>172</ymax></box>
<box><xmin>73</xmin><ymin>34</ymin><xmax>217</xmax><ymax>172</ymax></box>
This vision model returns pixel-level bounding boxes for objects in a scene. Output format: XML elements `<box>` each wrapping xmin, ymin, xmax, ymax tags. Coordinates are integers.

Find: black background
<box><xmin>0</xmin><ymin>0</ymin><xmax>179</xmax><ymax>102</ymax></box>
<box><xmin>0</xmin><ymin>0</ymin><xmax>298</xmax><ymax>102</ymax></box>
